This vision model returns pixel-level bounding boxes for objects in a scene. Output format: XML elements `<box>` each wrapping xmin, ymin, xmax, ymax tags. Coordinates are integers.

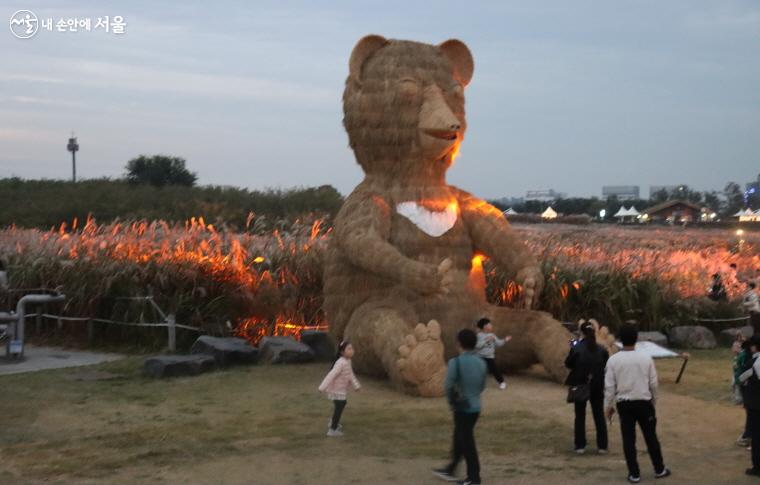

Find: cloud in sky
<box><xmin>1</xmin><ymin>0</ymin><xmax>758</xmax><ymax>198</ymax></box>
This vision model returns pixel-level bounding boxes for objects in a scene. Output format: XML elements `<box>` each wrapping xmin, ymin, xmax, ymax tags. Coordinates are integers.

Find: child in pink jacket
<box><xmin>318</xmin><ymin>341</ymin><xmax>361</xmax><ymax>436</ymax></box>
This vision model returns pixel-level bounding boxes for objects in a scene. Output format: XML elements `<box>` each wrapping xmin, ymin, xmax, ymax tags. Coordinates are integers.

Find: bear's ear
<box><xmin>349</xmin><ymin>35</ymin><xmax>388</xmax><ymax>85</ymax></box>
<box><xmin>438</xmin><ymin>39</ymin><xmax>474</xmax><ymax>86</ymax></box>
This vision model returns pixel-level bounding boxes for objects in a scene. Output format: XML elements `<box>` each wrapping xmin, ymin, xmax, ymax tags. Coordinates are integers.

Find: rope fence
<box><xmin>694</xmin><ymin>316</ymin><xmax>751</xmax><ymax>323</ymax></box>
<box><xmin>25</xmin><ymin>313</ymin><xmax>202</xmax><ymax>332</ymax></box>
<box><xmin>693</xmin><ymin>315</ymin><xmax>751</xmax><ymax>335</ymax></box>
<box><xmin>10</xmin><ymin>295</ymin><xmax>204</xmax><ymax>352</ymax></box>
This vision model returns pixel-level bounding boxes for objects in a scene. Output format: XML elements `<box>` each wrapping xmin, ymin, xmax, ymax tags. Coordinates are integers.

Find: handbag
<box><xmin>567</xmin><ymin>371</ymin><xmax>592</xmax><ymax>403</ymax></box>
<box><xmin>447</xmin><ymin>356</ymin><xmax>470</xmax><ymax>412</ymax></box>
<box><xmin>566</xmin><ymin>383</ymin><xmax>590</xmax><ymax>403</ymax></box>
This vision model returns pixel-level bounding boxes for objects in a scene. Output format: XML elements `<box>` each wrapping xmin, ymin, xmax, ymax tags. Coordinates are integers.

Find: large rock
<box><xmin>259</xmin><ymin>336</ymin><xmax>315</xmax><ymax>364</ymax></box>
<box><xmin>300</xmin><ymin>331</ymin><xmax>335</xmax><ymax>362</ymax></box>
<box><xmin>143</xmin><ymin>354</ymin><xmax>216</xmax><ymax>378</ymax></box>
<box><xmin>668</xmin><ymin>325</ymin><xmax>717</xmax><ymax>349</ymax></box>
<box><xmin>719</xmin><ymin>326</ymin><xmax>753</xmax><ymax>347</ymax></box>
<box><xmin>637</xmin><ymin>331</ymin><xmax>668</xmax><ymax>348</ymax></box>
<box><xmin>190</xmin><ymin>336</ymin><xmax>259</xmax><ymax>366</ymax></box>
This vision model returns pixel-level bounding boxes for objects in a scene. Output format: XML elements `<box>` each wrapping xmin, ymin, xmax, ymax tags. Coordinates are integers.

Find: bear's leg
<box><xmin>343</xmin><ymin>301</ymin><xmax>447</xmax><ymax>397</ymax></box>
<box><xmin>488</xmin><ymin>307</ymin><xmax>571</xmax><ymax>383</ymax></box>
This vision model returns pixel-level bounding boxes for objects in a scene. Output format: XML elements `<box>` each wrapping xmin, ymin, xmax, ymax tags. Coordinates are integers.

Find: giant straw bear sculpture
<box><xmin>324</xmin><ymin>35</ymin><xmax>572</xmax><ymax>396</ymax></box>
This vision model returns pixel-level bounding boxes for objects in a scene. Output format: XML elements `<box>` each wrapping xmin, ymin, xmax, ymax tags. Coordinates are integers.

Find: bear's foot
<box><xmin>397</xmin><ymin>320</ymin><xmax>447</xmax><ymax>397</ymax></box>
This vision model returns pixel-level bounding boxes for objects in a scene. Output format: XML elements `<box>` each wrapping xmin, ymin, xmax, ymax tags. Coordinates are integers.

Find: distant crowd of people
<box><xmin>708</xmin><ymin>266</ymin><xmax>760</xmax><ymax>335</ymax></box>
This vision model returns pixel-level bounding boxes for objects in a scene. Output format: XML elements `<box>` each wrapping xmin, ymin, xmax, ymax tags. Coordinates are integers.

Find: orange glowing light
<box><xmin>5</xmin><ymin>215</ymin><xmax>331</xmax><ymax>346</ymax></box>
<box><xmin>450</xmin><ymin>139</ymin><xmax>462</xmax><ymax>164</ymax></box>
<box><xmin>235</xmin><ymin>315</ymin><xmax>328</xmax><ymax>345</ymax></box>
<box><xmin>469</xmin><ymin>253</ymin><xmax>487</xmax><ymax>292</ymax></box>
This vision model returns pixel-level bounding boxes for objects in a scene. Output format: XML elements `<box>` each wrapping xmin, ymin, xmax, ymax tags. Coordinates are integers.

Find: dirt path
<box><xmin>160</xmin><ymin>377</ymin><xmax>751</xmax><ymax>485</ymax></box>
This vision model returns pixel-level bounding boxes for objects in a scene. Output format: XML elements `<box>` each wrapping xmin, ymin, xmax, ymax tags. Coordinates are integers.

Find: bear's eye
<box><xmin>398</xmin><ymin>79</ymin><xmax>420</xmax><ymax>99</ymax></box>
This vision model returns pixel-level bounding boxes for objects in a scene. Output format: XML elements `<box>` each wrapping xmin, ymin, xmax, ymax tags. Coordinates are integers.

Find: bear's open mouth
<box><xmin>424</xmin><ymin>130</ymin><xmax>459</xmax><ymax>141</ymax></box>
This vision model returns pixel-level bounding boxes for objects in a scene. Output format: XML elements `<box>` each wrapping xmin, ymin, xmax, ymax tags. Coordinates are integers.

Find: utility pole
<box><xmin>67</xmin><ymin>134</ymin><xmax>79</xmax><ymax>182</ymax></box>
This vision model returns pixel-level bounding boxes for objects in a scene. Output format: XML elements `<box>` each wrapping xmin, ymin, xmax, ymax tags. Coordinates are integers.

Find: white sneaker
<box><xmin>326</xmin><ymin>428</ymin><xmax>344</xmax><ymax>437</ymax></box>
<box><xmin>499</xmin><ymin>382</ymin><xmax>507</xmax><ymax>390</ymax></box>
<box><xmin>598</xmin><ymin>449</ymin><xmax>609</xmax><ymax>455</ymax></box>
<box><xmin>327</xmin><ymin>420</ymin><xmax>343</xmax><ymax>431</ymax></box>
<box><xmin>575</xmin><ymin>448</ymin><xmax>586</xmax><ymax>454</ymax></box>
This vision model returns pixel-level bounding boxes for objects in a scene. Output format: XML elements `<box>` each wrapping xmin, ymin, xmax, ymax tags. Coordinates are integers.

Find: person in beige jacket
<box><xmin>319</xmin><ymin>341</ymin><xmax>361</xmax><ymax>436</ymax></box>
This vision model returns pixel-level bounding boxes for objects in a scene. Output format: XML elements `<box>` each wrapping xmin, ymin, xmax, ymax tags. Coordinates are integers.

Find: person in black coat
<box><xmin>741</xmin><ymin>336</ymin><xmax>760</xmax><ymax>477</ymax></box>
<box><xmin>708</xmin><ymin>273</ymin><xmax>727</xmax><ymax>302</ymax></box>
<box><xmin>565</xmin><ymin>321</ymin><xmax>610</xmax><ymax>454</ymax></box>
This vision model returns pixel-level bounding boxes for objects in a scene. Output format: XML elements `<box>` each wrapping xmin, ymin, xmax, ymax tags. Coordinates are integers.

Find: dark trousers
<box><xmin>744</xmin><ymin>407</ymin><xmax>751</xmax><ymax>440</ymax></box>
<box><xmin>751</xmin><ymin>312</ymin><xmax>760</xmax><ymax>337</ymax></box>
<box><xmin>617</xmin><ymin>400</ymin><xmax>665</xmax><ymax>477</ymax></box>
<box><xmin>446</xmin><ymin>412</ymin><xmax>480</xmax><ymax>483</ymax></box>
<box><xmin>574</xmin><ymin>396</ymin><xmax>608</xmax><ymax>450</ymax></box>
<box><xmin>483</xmin><ymin>357</ymin><xmax>504</xmax><ymax>384</ymax></box>
<box><xmin>330</xmin><ymin>399</ymin><xmax>346</xmax><ymax>430</ymax></box>
<box><xmin>748</xmin><ymin>408</ymin><xmax>760</xmax><ymax>470</ymax></box>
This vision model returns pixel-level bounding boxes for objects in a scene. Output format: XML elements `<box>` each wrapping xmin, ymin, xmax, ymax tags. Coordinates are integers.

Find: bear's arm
<box><xmin>334</xmin><ymin>192</ymin><xmax>441</xmax><ymax>293</ymax></box>
<box><xmin>455</xmin><ymin>188</ymin><xmax>538</xmax><ymax>280</ymax></box>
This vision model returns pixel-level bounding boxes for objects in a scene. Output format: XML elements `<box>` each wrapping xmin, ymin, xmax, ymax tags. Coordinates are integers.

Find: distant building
<box><xmin>643</xmin><ymin>200</ymin><xmax>702</xmax><ymax>223</ymax></box>
<box><xmin>525</xmin><ymin>189</ymin><xmax>565</xmax><ymax>202</ymax></box>
<box><xmin>602</xmin><ymin>185</ymin><xmax>640</xmax><ymax>201</ymax></box>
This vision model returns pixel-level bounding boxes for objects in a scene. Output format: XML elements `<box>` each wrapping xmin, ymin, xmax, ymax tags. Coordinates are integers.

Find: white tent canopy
<box><xmin>739</xmin><ymin>208</ymin><xmax>760</xmax><ymax>222</ymax></box>
<box><xmin>735</xmin><ymin>208</ymin><xmax>755</xmax><ymax>217</ymax></box>
<box><xmin>541</xmin><ymin>207</ymin><xmax>558</xmax><ymax>219</ymax></box>
<box><xmin>614</xmin><ymin>206</ymin><xmax>638</xmax><ymax>217</ymax></box>
<box><xmin>503</xmin><ymin>208</ymin><xmax>519</xmax><ymax>215</ymax></box>
<box><xmin>614</xmin><ymin>206</ymin><xmax>641</xmax><ymax>221</ymax></box>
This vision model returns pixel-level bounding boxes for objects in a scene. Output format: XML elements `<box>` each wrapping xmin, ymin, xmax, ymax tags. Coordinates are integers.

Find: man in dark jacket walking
<box><xmin>433</xmin><ymin>328</ymin><xmax>487</xmax><ymax>485</ymax></box>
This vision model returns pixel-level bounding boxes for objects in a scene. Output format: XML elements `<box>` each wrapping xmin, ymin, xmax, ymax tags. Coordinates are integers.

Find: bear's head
<box><xmin>342</xmin><ymin>36</ymin><xmax>473</xmax><ymax>181</ymax></box>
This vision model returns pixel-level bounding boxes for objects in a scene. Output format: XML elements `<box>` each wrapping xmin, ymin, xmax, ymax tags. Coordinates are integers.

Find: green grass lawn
<box><xmin>0</xmin><ymin>348</ymin><xmax>749</xmax><ymax>485</ymax></box>
<box><xmin>0</xmin><ymin>358</ymin><xmax>568</xmax><ymax>483</ymax></box>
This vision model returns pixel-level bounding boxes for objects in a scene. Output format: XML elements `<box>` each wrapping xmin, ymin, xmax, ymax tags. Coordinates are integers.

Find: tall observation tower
<box><xmin>67</xmin><ymin>134</ymin><xmax>79</xmax><ymax>182</ymax></box>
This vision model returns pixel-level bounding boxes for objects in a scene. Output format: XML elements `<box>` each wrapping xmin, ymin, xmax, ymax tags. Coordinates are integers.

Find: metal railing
<box><xmin>4</xmin><ymin>295</ymin><xmax>202</xmax><ymax>354</ymax></box>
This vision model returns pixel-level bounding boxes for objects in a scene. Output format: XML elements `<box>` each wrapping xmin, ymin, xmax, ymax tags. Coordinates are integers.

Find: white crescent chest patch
<box><xmin>395</xmin><ymin>201</ymin><xmax>458</xmax><ymax>237</ymax></box>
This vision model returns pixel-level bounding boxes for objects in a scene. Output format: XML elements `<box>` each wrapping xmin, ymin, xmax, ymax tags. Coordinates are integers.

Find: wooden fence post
<box><xmin>167</xmin><ymin>314</ymin><xmax>176</xmax><ymax>353</ymax></box>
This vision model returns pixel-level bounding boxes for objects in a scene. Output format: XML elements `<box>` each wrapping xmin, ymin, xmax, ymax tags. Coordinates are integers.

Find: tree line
<box><xmin>491</xmin><ymin>181</ymin><xmax>759</xmax><ymax>218</ymax></box>
<box><xmin>0</xmin><ymin>155</ymin><xmax>343</xmax><ymax>229</ymax></box>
